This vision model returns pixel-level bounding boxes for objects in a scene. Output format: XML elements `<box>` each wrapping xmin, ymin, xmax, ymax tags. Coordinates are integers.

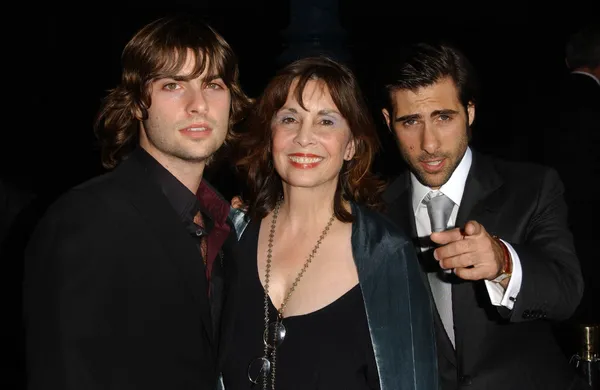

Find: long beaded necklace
<box><xmin>261</xmin><ymin>199</ymin><xmax>335</xmax><ymax>389</ymax></box>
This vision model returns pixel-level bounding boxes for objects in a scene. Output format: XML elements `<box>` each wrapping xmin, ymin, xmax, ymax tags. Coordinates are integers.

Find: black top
<box><xmin>222</xmin><ymin>220</ymin><xmax>380</xmax><ymax>390</ymax></box>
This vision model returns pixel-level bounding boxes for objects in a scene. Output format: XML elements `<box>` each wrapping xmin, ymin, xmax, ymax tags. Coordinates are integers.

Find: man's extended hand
<box><xmin>430</xmin><ymin>221</ymin><xmax>507</xmax><ymax>283</ymax></box>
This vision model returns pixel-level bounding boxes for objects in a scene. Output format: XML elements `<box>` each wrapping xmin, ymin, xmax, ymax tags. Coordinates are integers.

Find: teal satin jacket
<box><xmin>349</xmin><ymin>202</ymin><xmax>438</xmax><ymax>389</ymax></box>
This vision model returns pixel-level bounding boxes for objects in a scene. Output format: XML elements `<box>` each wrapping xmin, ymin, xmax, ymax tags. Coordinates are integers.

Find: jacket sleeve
<box><xmin>23</xmin><ymin>190</ymin><xmax>127</xmax><ymax>390</ymax></box>
<box><xmin>508</xmin><ymin>168</ymin><xmax>583</xmax><ymax>322</ymax></box>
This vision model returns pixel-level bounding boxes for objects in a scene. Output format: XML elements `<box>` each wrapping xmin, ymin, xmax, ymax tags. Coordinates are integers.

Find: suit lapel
<box><xmin>455</xmin><ymin>152</ymin><xmax>503</xmax><ymax>227</ymax></box>
<box><xmin>214</xmin><ymin>220</ymin><xmax>239</xmax><ymax>366</ymax></box>
<box><xmin>113</xmin><ymin>157</ymin><xmax>214</xmax><ymax>345</ymax></box>
<box><xmin>452</xmin><ymin>152</ymin><xmax>503</xmax><ymax>357</ymax></box>
<box><xmin>218</xmin><ymin>217</ymin><xmax>254</xmax><ymax>370</ymax></box>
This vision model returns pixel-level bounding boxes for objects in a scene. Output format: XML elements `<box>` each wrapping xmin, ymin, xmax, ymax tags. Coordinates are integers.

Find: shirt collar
<box><xmin>196</xmin><ymin>180</ymin><xmax>230</xmax><ymax>229</ymax></box>
<box><xmin>132</xmin><ymin>147</ymin><xmax>230</xmax><ymax>234</ymax></box>
<box><xmin>411</xmin><ymin>147</ymin><xmax>472</xmax><ymax>214</ymax></box>
<box><xmin>132</xmin><ymin>147</ymin><xmax>200</xmax><ymax>225</ymax></box>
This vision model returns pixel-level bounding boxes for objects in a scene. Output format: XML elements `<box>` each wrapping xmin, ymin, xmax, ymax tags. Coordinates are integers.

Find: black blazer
<box><xmin>23</xmin><ymin>155</ymin><xmax>238</xmax><ymax>390</ymax></box>
<box><xmin>543</xmin><ymin>72</ymin><xmax>600</xmax><ymax>324</ymax></box>
<box><xmin>383</xmin><ymin>151</ymin><xmax>585</xmax><ymax>390</ymax></box>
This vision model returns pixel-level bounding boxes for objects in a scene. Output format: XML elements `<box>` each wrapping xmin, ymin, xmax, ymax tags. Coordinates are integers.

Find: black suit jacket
<box><xmin>23</xmin><ymin>155</ymin><xmax>238</xmax><ymax>390</ymax></box>
<box><xmin>1</xmin><ymin>179</ymin><xmax>38</xmax><ymax>389</ymax></box>
<box><xmin>544</xmin><ymin>72</ymin><xmax>600</xmax><ymax>324</ymax></box>
<box><xmin>383</xmin><ymin>151</ymin><xmax>586</xmax><ymax>390</ymax></box>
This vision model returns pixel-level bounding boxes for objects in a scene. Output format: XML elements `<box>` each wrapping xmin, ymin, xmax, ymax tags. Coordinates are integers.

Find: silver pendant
<box><xmin>263</xmin><ymin>321</ymin><xmax>287</xmax><ymax>349</ymax></box>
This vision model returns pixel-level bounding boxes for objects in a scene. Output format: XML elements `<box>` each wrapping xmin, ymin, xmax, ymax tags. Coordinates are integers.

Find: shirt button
<box><xmin>459</xmin><ymin>375</ymin><xmax>472</xmax><ymax>386</ymax></box>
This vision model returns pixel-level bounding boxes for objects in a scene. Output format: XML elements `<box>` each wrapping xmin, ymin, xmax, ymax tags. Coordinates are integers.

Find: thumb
<box><xmin>463</xmin><ymin>220</ymin><xmax>482</xmax><ymax>236</ymax></box>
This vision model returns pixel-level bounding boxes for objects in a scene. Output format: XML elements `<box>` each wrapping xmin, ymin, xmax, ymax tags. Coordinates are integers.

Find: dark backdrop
<box><xmin>2</xmin><ymin>1</ymin><xmax>597</xmax><ymax>198</ymax></box>
<box><xmin>2</xmin><ymin>2</ymin><xmax>598</xmax><ymax>388</ymax></box>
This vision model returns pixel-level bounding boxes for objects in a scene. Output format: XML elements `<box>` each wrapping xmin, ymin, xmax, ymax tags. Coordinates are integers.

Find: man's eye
<box><xmin>439</xmin><ymin>114</ymin><xmax>451</xmax><ymax>121</ymax></box>
<box><xmin>163</xmin><ymin>83</ymin><xmax>180</xmax><ymax>91</ymax></box>
<box><xmin>404</xmin><ymin>119</ymin><xmax>417</xmax><ymax>126</ymax></box>
<box><xmin>206</xmin><ymin>82</ymin><xmax>223</xmax><ymax>90</ymax></box>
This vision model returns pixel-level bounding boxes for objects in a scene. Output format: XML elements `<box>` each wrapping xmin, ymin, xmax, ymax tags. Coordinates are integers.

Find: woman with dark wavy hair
<box><xmin>220</xmin><ymin>56</ymin><xmax>438</xmax><ymax>390</ymax></box>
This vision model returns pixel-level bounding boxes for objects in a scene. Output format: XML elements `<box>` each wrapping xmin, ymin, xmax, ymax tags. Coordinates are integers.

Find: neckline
<box><xmin>262</xmin><ymin>277</ymin><xmax>360</xmax><ymax>321</ymax></box>
<box><xmin>248</xmin><ymin>219</ymin><xmax>360</xmax><ymax>321</ymax></box>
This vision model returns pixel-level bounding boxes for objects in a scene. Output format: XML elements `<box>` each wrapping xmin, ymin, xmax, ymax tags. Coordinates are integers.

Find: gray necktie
<box><xmin>424</xmin><ymin>191</ymin><xmax>456</xmax><ymax>347</ymax></box>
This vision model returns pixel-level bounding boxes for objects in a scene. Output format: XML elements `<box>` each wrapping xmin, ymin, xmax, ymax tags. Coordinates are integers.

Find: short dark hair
<box><xmin>566</xmin><ymin>25</ymin><xmax>600</xmax><ymax>69</ymax></box>
<box><xmin>94</xmin><ymin>14</ymin><xmax>252</xmax><ymax>169</ymax></box>
<box><xmin>382</xmin><ymin>42</ymin><xmax>479</xmax><ymax>113</ymax></box>
<box><xmin>233</xmin><ymin>56</ymin><xmax>386</xmax><ymax>222</ymax></box>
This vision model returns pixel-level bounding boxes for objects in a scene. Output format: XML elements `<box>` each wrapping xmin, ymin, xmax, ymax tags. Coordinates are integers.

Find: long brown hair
<box><xmin>94</xmin><ymin>14</ymin><xmax>252</xmax><ymax>169</ymax></box>
<box><xmin>234</xmin><ymin>56</ymin><xmax>386</xmax><ymax>222</ymax></box>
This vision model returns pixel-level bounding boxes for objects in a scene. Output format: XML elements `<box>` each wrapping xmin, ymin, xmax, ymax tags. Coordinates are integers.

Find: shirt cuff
<box><xmin>484</xmin><ymin>240</ymin><xmax>522</xmax><ymax>310</ymax></box>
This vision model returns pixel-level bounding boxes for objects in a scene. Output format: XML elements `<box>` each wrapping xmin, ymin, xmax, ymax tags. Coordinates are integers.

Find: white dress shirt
<box><xmin>411</xmin><ymin>147</ymin><xmax>522</xmax><ymax>310</ymax></box>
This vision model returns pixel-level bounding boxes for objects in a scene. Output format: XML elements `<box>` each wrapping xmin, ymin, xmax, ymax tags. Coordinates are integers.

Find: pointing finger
<box><xmin>430</xmin><ymin>227</ymin><xmax>464</xmax><ymax>245</ymax></box>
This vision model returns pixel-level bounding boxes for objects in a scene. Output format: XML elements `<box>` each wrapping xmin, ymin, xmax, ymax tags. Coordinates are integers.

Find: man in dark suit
<box><xmin>22</xmin><ymin>15</ymin><xmax>251</xmax><ymax>390</ymax></box>
<box><xmin>380</xmin><ymin>42</ymin><xmax>588</xmax><ymax>389</ymax></box>
<box><xmin>1</xmin><ymin>177</ymin><xmax>37</xmax><ymax>389</ymax></box>
<box><xmin>545</xmin><ymin>25</ymin><xmax>600</xmax><ymax>327</ymax></box>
